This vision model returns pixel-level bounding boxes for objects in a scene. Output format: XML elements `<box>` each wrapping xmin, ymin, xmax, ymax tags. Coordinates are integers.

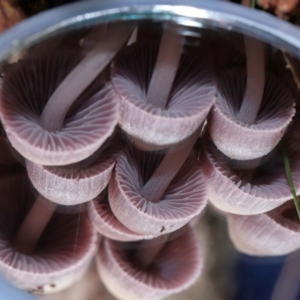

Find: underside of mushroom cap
<box><xmin>208</xmin><ymin>68</ymin><xmax>295</xmax><ymax>160</ymax></box>
<box><xmin>109</xmin><ymin>147</ymin><xmax>208</xmax><ymax>235</ymax></box>
<box><xmin>88</xmin><ymin>189</ymin><xmax>154</xmax><ymax>241</ymax></box>
<box><xmin>113</xmin><ymin>43</ymin><xmax>216</xmax><ymax>150</ymax></box>
<box><xmin>26</xmin><ymin>147</ymin><xmax>116</xmax><ymax>205</ymax></box>
<box><xmin>96</xmin><ymin>228</ymin><xmax>202</xmax><ymax>300</ymax></box>
<box><xmin>227</xmin><ymin>201</ymin><xmax>300</xmax><ymax>256</ymax></box>
<box><xmin>0</xmin><ymin>175</ymin><xmax>98</xmax><ymax>292</ymax></box>
<box><xmin>204</xmin><ymin>137</ymin><xmax>300</xmax><ymax>215</ymax></box>
<box><xmin>0</xmin><ymin>51</ymin><xmax>119</xmax><ymax>165</ymax></box>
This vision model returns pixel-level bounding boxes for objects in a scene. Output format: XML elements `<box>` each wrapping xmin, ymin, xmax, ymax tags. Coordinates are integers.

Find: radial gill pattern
<box><xmin>204</xmin><ymin>136</ymin><xmax>300</xmax><ymax>215</ymax></box>
<box><xmin>109</xmin><ymin>147</ymin><xmax>208</xmax><ymax>235</ymax></box>
<box><xmin>26</xmin><ymin>147</ymin><xmax>116</xmax><ymax>205</ymax></box>
<box><xmin>208</xmin><ymin>68</ymin><xmax>295</xmax><ymax>160</ymax></box>
<box><xmin>96</xmin><ymin>228</ymin><xmax>202</xmax><ymax>300</ymax></box>
<box><xmin>112</xmin><ymin>43</ymin><xmax>216</xmax><ymax>150</ymax></box>
<box><xmin>88</xmin><ymin>189</ymin><xmax>154</xmax><ymax>241</ymax></box>
<box><xmin>0</xmin><ymin>51</ymin><xmax>118</xmax><ymax>165</ymax></box>
<box><xmin>227</xmin><ymin>201</ymin><xmax>300</xmax><ymax>256</ymax></box>
<box><xmin>0</xmin><ymin>175</ymin><xmax>98</xmax><ymax>293</ymax></box>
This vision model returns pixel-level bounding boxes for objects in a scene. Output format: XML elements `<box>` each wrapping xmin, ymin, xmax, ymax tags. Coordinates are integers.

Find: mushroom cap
<box><xmin>88</xmin><ymin>189</ymin><xmax>154</xmax><ymax>241</ymax></box>
<box><xmin>208</xmin><ymin>68</ymin><xmax>295</xmax><ymax>160</ymax></box>
<box><xmin>96</xmin><ymin>228</ymin><xmax>202</xmax><ymax>300</ymax></box>
<box><xmin>204</xmin><ymin>137</ymin><xmax>300</xmax><ymax>215</ymax></box>
<box><xmin>227</xmin><ymin>201</ymin><xmax>300</xmax><ymax>256</ymax></box>
<box><xmin>109</xmin><ymin>148</ymin><xmax>208</xmax><ymax>235</ymax></box>
<box><xmin>0</xmin><ymin>175</ymin><xmax>98</xmax><ymax>292</ymax></box>
<box><xmin>113</xmin><ymin>43</ymin><xmax>216</xmax><ymax>150</ymax></box>
<box><xmin>26</xmin><ymin>148</ymin><xmax>115</xmax><ymax>205</ymax></box>
<box><xmin>0</xmin><ymin>51</ymin><xmax>118</xmax><ymax>165</ymax></box>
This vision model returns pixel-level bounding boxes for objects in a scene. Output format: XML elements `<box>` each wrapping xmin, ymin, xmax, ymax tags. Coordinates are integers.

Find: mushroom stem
<box><xmin>135</xmin><ymin>234</ymin><xmax>169</xmax><ymax>269</ymax></box>
<box><xmin>80</xmin><ymin>24</ymin><xmax>108</xmax><ymax>54</ymax></box>
<box><xmin>13</xmin><ymin>196</ymin><xmax>56</xmax><ymax>255</ymax></box>
<box><xmin>236</xmin><ymin>35</ymin><xmax>265</xmax><ymax>124</ymax></box>
<box><xmin>141</xmin><ymin>128</ymin><xmax>200</xmax><ymax>203</ymax></box>
<box><xmin>40</xmin><ymin>22</ymin><xmax>134</xmax><ymax>132</ymax></box>
<box><xmin>146</xmin><ymin>23</ymin><xmax>184</xmax><ymax>109</ymax></box>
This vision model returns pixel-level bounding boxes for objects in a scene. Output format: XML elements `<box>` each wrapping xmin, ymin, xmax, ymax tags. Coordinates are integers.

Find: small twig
<box><xmin>282</xmin><ymin>50</ymin><xmax>300</xmax><ymax>91</ymax></box>
<box><xmin>282</xmin><ymin>143</ymin><xmax>300</xmax><ymax>220</ymax></box>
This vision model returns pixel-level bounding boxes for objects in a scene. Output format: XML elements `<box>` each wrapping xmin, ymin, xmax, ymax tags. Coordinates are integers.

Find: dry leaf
<box><xmin>0</xmin><ymin>0</ymin><xmax>24</xmax><ymax>33</ymax></box>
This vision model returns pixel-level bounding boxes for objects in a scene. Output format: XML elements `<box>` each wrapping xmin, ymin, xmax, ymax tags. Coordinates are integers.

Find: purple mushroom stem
<box><xmin>146</xmin><ymin>23</ymin><xmax>184</xmax><ymax>109</ymax></box>
<box><xmin>81</xmin><ymin>24</ymin><xmax>108</xmax><ymax>52</ymax></box>
<box><xmin>141</xmin><ymin>127</ymin><xmax>200</xmax><ymax>203</ymax></box>
<box><xmin>135</xmin><ymin>234</ymin><xmax>169</xmax><ymax>269</ymax></box>
<box><xmin>236</xmin><ymin>35</ymin><xmax>265</xmax><ymax>124</ymax></box>
<box><xmin>40</xmin><ymin>22</ymin><xmax>134</xmax><ymax>132</ymax></box>
<box><xmin>13</xmin><ymin>196</ymin><xmax>56</xmax><ymax>255</ymax></box>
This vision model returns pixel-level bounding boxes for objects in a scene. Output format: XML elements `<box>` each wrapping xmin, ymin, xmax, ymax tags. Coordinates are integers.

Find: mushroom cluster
<box><xmin>0</xmin><ymin>19</ymin><xmax>298</xmax><ymax>299</ymax></box>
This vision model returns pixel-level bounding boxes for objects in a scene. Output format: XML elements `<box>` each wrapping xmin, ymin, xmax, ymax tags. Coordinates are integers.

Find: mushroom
<box><xmin>0</xmin><ymin>22</ymin><xmax>134</xmax><ymax>166</ymax></box>
<box><xmin>112</xmin><ymin>22</ymin><xmax>215</xmax><ymax>150</ymax></box>
<box><xmin>88</xmin><ymin>188</ymin><xmax>154</xmax><ymax>241</ymax></box>
<box><xmin>25</xmin><ymin>136</ymin><xmax>116</xmax><ymax>206</ymax></box>
<box><xmin>88</xmin><ymin>184</ymin><xmax>202</xmax><ymax>241</ymax></box>
<box><xmin>208</xmin><ymin>35</ymin><xmax>295</xmax><ymax>160</ymax></box>
<box><xmin>0</xmin><ymin>174</ymin><xmax>98</xmax><ymax>294</ymax></box>
<box><xmin>96</xmin><ymin>227</ymin><xmax>202</xmax><ymax>300</ymax></box>
<box><xmin>109</xmin><ymin>128</ymin><xmax>208</xmax><ymax>235</ymax></box>
<box><xmin>227</xmin><ymin>201</ymin><xmax>300</xmax><ymax>256</ymax></box>
<box><xmin>203</xmin><ymin>130</ymin><xmax>300</xmax><ymax>215</ymax></box>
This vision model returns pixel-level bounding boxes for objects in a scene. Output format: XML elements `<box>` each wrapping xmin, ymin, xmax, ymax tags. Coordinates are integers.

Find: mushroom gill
<box><xmin>88</xmin><ymin>188</ymin><xmax>154</xmax><ymax>241</ymax></box>
<box><xmin>96</xmin><ymin>227</ymin><xmax>202</xmax><ymax>300</ymax></box>
<box><xmin>0</xmin><ymin>175</ymin><xmax>98</xmax><ymax>293</ymax></box>
<box><xmin>0</xmin><ymin>22</ymin><xmax>134</xmax><ymax>166</ymax></box>
<box><xmin>208</xmin><ymin>36</ymin><xmax>295</xmax><ymax>160</ymax></box>
<box><xmin>227</xmin><ymin>201</ymin><xmax>300</xmax><ymax>256</ymax></box>
<box><xmin>109</xmin><ymin>129</ymin><xmax>208</xmax><ymax>235</ymax></box>
<box><xmin>203</xmin><ymin>133</ymin><xmax>300</xmax><ymax>215</ymax></box>
<box><xmin>26</xmin><ymin>141</ymin><xmax>116</xmax><ymax>206</ymax></box>
<box><xmin>112</xmin><ymin>25</ymin><xmax>215</xmax><ymax>150</ymax></box>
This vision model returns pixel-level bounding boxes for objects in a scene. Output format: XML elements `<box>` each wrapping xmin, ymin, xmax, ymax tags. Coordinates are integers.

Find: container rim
<box><xmin>0</xmin><ymin>0</ymin><xmax>300</xmax><ymax>61</ymax></box>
